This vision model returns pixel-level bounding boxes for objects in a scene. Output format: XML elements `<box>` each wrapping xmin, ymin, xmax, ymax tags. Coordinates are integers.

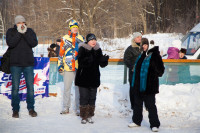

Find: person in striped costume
<box><xmin>58</xmin><ymin>20</ymin><xmax>85</xmax><ymax>115</ymax></box>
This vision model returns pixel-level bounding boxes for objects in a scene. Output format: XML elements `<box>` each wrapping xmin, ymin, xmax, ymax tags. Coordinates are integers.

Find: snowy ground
<box><xmin>0</xmin><ymin>82</ymin><xmax>200</xmax><ymax>133</ymax></box>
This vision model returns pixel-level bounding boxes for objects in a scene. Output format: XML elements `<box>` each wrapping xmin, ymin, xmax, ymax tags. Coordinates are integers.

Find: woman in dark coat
<box><xmin>128</xmin><ymin>38</ymin><xmax>165</xmax><ymax>132</ymax></box>
<box><xmin>75</xmin><ymin>33</ymin><xmax>109</xmax><ymax>124</ymax></box>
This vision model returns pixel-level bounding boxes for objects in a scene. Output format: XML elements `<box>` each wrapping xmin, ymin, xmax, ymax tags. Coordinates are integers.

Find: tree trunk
<box><xmin>196</xmin><ymin>0</ymin><xmax>199</xmax><ymax>24</ymax></box>
<box><xmin>141</xmin><ymin>14</ymin><xmax>147</xmax><ymax>34</ymax></box>
<box><xmin>113</xmin><ymin>2</ymin><xmax>117</xmax><ymax>38</ymax></box>
<box><xmin>71</xmin><ymin>0</ymin><xmax>76</xmax><ymax>20</ymax></box>
<box><xmin>89</xmin><ymin>16</ymin><xmax>94</xmax><ymax>33</ymax></box>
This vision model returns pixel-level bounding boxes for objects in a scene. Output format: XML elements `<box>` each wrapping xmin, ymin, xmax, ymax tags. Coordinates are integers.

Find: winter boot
<box><xmin>29</xmin><ymin>109</ymin><xmax>37</xmax><ymax>117</ymax></box>
<box><xmin>12</xmin><ymin>111</ymin><xmax>19</xmax><ymax>118</ymax></box>
<box><xmin>87</xmin><ymin>105</ymin><xmax>95</xmax><ymax>124</ymax></box>
<box><xmin>80</xmin><ymin>105</ymin><xmax>89</xmax><ymax>124</ymax></box>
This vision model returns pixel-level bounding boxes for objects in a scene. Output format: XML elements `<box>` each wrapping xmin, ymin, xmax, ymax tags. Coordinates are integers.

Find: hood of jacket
<box><xmin>167</xmin><ymin>47</ymin><xmax>180</xmax><ymax>59</ymax></box>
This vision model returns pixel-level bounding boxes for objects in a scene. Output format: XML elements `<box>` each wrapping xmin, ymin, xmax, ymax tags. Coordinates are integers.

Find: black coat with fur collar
<box><xmin>75</xmin><ymin>42</ymin><xmax>108</xmax><ymax>88</ymax></box>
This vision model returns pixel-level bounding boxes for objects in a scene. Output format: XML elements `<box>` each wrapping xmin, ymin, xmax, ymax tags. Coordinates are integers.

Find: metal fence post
<box><xmin>123</xmin><ymin>65</ymin><xmax>127</xmax><ymax>84</ymax></box>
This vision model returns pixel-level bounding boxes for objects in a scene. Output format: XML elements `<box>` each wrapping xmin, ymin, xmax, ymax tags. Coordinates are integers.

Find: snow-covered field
<box><xmin>0</xmin><ymin>82</ymin><xmax>200</xmax><ymax>133</ymax></box>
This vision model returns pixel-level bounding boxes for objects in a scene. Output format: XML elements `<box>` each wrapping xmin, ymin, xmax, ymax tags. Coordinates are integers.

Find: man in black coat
<box><xmin>6</xmin><ymin>15</ymin><xmax>38</xmax><ymax>118</ymax></box>
<box><xmin>124</xmin><ymin>32</ymin><xmax>142</xmax><ymax>109</ymax></box>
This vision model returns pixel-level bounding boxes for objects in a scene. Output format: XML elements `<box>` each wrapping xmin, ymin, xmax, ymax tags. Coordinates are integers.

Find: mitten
<box><xmin>99</xmin><ymin>54</ymin><xmax>109</xmax><ymax>67</ymax></box>
<box><xmin>100</xmin><ymin>54</ymin><xmax>109</xmax><ymax>62</ymax></box>
<box><xmin>17</xmin><ymin>24</ymin><xmax>27</xmax><ymax>34</ymax></box>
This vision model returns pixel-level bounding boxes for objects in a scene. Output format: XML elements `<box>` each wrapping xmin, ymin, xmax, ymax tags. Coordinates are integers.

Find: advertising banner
<box><xmin>0</xmin><ymin>57</ymin><xmax>49</xmax><ymax>101</ymax></box>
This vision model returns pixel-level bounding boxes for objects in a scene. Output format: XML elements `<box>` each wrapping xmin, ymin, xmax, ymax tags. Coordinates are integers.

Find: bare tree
<box><xmin>196</xmin><ymin>0</ymin><xmax>199</xmax><ymax>24</ymax></box>
<box><xmin>81</xmin><ymin>0</ymin><xmax>105</xmax><ymax>33</ymax></box>
<box><xmin>0</xmin><ymin>1</ymin><xmax>5</xmax><ymax>36</ymax></box>
<box><xmin>1</xmin><ymin>0</ymin><xmax>199</xmax><ymax>39</ymax></box>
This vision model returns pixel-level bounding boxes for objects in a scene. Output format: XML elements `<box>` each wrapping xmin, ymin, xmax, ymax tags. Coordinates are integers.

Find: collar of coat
<box><xmin>131</xmin><ymin>41</ymin><xmax>140</xmax><ymax>48</ymax></box>
<box><xmin>79</xmin><ymin>42</ymin><xmax>100</xmax><ymax>50</ymax></box>
<box><xmin>62</xmin><ymin>33</ymin><xmax>84</xmax><ymax>43</ymax></box>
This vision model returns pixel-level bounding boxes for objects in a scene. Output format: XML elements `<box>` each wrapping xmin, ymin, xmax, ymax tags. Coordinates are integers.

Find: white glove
<box><xmin>17</xmin><ymin>24</ymin><xmax>27</xmax><ymax>34</ymax></box>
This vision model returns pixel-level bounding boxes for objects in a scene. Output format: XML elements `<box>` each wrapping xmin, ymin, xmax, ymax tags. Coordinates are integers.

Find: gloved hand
<box><xmin>100</xmin><ymin>54</ymin><xmax>109</xmax><ymax>62</ymax></box>
<box><xmin>58</xmin><ymin>66</ymin><xmax>64</xmax><ymax>76</ymax></box>
<box><xmin>17</xmin><ymin>24</ymin><xmax>27</xmax><ymax>34</ymax></box>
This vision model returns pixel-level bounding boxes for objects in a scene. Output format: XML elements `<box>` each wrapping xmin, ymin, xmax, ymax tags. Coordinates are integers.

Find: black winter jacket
<box><xmin>6</xmin><ymin>25</ymin><xmax>38</xmax><ymax>67</ymax></box>
<box><xmin>75</xmin><ymin>42</ymin><xmax>108</xmax><ymax>88</ymax></box>
<box><xmin>133</xmin><ymin>46</ymin><xmax>165</xmax><ymax>94</ymax></box>
<box><xmin>124</xmin><ymin>42</ymin><xmax>141</xmax><ymax>84</ymax></box>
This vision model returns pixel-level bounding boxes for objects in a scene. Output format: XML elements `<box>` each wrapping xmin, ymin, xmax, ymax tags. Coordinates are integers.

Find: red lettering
<box><xmin>6</xmin><ymin>82</ymin><xmax>12</xmax><ymax>88</ymax></box>
<box><xmin>20</xmin><ymin>80</ymin><xmax>26</xmax><ymax>85</ymax></box>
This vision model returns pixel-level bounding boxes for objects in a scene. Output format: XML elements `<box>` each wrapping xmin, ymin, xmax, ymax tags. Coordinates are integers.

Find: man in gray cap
<box><xmin>123</xmin><ymin>32</ymin><xmax>142</xmax><ymax>110</ymax></box>
<box><xmin>6</xmin><ymin>15</ymin><xmax>38</xmax><ymax>118</ymax></box>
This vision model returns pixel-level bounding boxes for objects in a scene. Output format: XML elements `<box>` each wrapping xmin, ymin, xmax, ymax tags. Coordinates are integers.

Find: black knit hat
<box><xmin>86</xmin><ymin>33</ymin><xmax>96</xmax><ymax>43</ymax></box>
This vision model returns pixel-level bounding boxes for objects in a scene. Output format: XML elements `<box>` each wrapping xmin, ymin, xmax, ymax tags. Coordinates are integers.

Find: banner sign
<box><xmin>0</xmin><ymin>57</ymin><xmax>50</xmax><ymax>101</ymax></box>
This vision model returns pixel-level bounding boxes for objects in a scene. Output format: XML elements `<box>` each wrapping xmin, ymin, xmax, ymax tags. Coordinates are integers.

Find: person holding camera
<box><xmin>75</xmin><ymin>33</ymin><xmax>109</xmax><ymax>124</ymax></box>
<box><xmin>6</xmin><ymin>15</ymin><xmax>38</xmax><ymax>118</ymax></box>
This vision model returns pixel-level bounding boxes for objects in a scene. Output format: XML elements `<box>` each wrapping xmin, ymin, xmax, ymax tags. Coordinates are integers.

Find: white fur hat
<box><xmin>172</xmin><ymin>40</ymin><xmax>182</xmax><ymax>50</ymax></box>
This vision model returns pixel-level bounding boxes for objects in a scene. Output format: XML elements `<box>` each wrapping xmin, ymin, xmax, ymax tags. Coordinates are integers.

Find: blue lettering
<box><xmin>9</xmin><ymin>75</ymin><xmax>12</xmax><ymax>80</ymax></box>
<box><xmin>1</xmin><ymin>73</ymin><xmax>8</xmax><ymax>81</ymax></box>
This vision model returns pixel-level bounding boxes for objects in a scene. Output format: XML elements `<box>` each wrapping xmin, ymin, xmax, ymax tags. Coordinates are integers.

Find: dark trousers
<box><xmin>129</xmin><ymin>71</ymin><xmax>134</xmax><ymax>109</ymax></box>
<box><xmin>132</xmin><ymin>93</ymin><xmax>160</xmax><ymax>128</ymax></box>
<box><xmin>129</xmin><ymin>84</ymin><xmax>134</xmax><ymax>110</ymax></box>
<box><xmin>10</xmin><ymin>66</ymin><xmax>35</xmax><ymax>111</ymax></box>
<box><xmin>79</xmin><ymin>86</ymin><xmax>97</xmax><ymax>106</ymax></box>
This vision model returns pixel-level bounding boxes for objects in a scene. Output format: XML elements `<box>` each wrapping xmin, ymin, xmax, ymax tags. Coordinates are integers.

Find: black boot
<box><xmin>80</xmin><ymin>105</ymin><xmax>89</xmax><ymax>124</ymax></box>
<box><xmin>12</xmin><ymin>111</ymin><xmax>19</xmax><ymax>118</ymax></box>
